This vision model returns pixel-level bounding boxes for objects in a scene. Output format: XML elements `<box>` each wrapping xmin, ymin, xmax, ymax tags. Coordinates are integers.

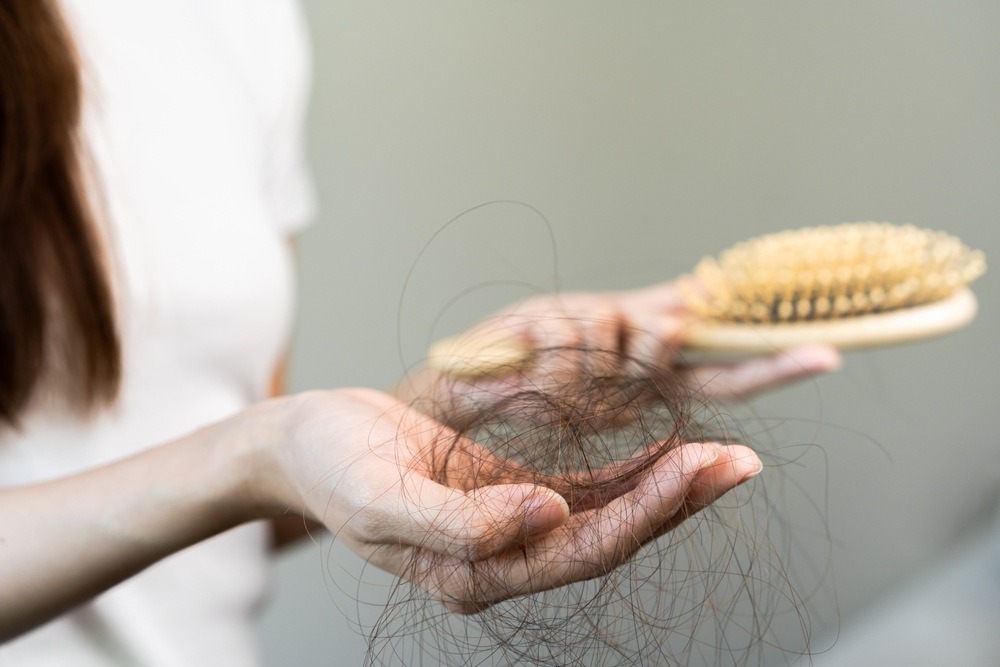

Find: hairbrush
<box><xmin>679</xmin><ymin>222</ymin><xmax>985</xmax><ymax>357</ymax></box>
<box><xmin>427</xmin><ymin>222</ymin><xmax>986</xmax><ymax>375</ymax></box>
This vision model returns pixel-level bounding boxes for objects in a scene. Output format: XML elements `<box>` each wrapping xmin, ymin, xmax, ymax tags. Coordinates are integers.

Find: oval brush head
<box><xmin>680</xmin><ymin>221</ymin><xmax>986</xmax><ymax>356</ymax></box>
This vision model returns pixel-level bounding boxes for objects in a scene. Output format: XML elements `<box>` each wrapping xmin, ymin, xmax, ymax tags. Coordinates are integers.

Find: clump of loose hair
<box><xmin>361</xmin><ymin>345</ymin><xmax>810</xmax><ymax>666</ymax></box>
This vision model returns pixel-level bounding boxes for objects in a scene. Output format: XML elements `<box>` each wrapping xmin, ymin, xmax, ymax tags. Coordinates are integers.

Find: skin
<box><xmin>0</xmin><ymin>281</ymin><xmax>840</xmax><ymax>642</ymax></box>
<box><xmin>400</xmin><ymin>282</ymin><xmax>842</xmax><ymax>421</ymax></box>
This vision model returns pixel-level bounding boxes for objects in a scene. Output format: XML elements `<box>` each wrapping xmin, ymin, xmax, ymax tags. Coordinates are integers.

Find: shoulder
<box><xmin>198</xmin><ymin>0</ymin><xmax>313</xmax><ymax>119</ymax></box>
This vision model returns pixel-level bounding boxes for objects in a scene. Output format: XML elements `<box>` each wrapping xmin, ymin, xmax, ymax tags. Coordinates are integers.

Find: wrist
<box><xmin>207</xmin><ymin>395</ymin><xmax>305</xmax><ymax>524</ymax></box>
<box><xmin>107</xmin><ymin>408</ymin><xmax>286</xmax><ymax>549</ymax></box>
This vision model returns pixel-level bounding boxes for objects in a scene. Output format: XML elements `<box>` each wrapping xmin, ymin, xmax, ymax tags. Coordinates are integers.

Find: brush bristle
<box><xmin>682</xmin><ymin>222</ymin><xmax>985</xmax><ymax>324</ymax></box>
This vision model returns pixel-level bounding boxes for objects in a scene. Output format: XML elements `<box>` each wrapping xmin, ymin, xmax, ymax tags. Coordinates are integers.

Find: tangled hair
<box><xmin>359</xmin><ymin>345</ymin><xmax>811</xmax><ymax>666</ymax></box>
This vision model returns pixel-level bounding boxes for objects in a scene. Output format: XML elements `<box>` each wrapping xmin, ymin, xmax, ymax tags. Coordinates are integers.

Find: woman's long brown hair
<box><xmin>0</xmin><ymin>0</ymin><xmax>119</xmax><ymax>425</ymax></box>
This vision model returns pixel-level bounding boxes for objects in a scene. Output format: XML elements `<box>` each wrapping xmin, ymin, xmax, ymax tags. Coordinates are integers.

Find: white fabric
<box><xmin>0</xmin><ymin>1</ymin><xmax>315</xmax><ymax>665</ymax></box>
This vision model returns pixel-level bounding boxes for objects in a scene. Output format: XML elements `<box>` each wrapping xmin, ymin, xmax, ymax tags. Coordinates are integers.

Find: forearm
<box><xmin>0</xmin><ymin>407</ymin><xmax>277</xmax><ymax>641</ymax></box>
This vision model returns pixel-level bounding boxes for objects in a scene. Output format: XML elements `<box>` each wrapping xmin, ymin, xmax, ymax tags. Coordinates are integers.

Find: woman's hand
<box><xmin>0</xmin><ymin>383</ymin><xmax>761</xmax><ymax>638</ymax></box>
<box><xmin>250</xmin><ymin>388</ymin><xmax>761</xmax><ymax>613</ymax></box>
<box><xmin>398</xmin><ymin>281</ymin><xmax>841</xmax><ymax>425</ymax></box>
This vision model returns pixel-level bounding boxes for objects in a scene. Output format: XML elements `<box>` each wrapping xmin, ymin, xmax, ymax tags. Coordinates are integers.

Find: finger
<box><xmin>524</xmin><ymin>286</ymin><xmax>687</xmax><ymax>378</ymax></box>
<box><xmin>422</xmin><ymin>442</ymin><xmax>721</xmax><ymax>611</ymax></box>
<box><xmin>682</xmin><ymin>344</ymin><xmax>841</xmax><ymax>399</ymax></box>
<box><xmin>684</xmin><ymin>444</ymin><xmax>761</xmax><ymax>506</ymax></box>
<box><xmin>520</xmin><ymin>301</ymin><xmax>628</xmax><ymax>375</ymax></box>
<box><xmin>531</xmin><ymin>288</ymin><xmax>687</xmax><ymax>374</ymax></box>
<box><xmin>363</xmin><ymin>477</ymin><xmax>570</xmax><ymax>562</ymax></box>
<box><xmin>655</xmin><ymin>444</ymin><xmax>762</xmax><ymax>534</ymax></box>
<box><xmin>616</xmin><ymin>313</ymin><xmax>685</xmax><ymax>373</ymax></box>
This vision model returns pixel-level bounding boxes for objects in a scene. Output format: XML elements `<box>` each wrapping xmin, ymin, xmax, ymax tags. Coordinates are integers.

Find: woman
<box><xmin>0</xmin><ymin>1</ymin><xmax>839</xmax><ymax>664</ymax></box>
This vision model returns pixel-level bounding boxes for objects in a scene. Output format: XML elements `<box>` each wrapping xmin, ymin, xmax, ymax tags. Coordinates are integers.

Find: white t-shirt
<box><xmin>0</xmin><ymin>1</ymin><xmax>315</xmax><ymax>665</ymax></box>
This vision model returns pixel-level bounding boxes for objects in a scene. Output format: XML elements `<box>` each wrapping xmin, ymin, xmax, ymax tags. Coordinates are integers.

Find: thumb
<box><xmin>393</xmin><ymin>479</ymin><xmax>570</xmax><ymax>562</ymax></box>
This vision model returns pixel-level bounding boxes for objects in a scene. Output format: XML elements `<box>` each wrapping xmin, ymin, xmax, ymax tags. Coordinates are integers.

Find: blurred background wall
<box><xmin>260</xmin><ymin>1</ymin><xmax>1000</xmax><ymax>664</ymax></box>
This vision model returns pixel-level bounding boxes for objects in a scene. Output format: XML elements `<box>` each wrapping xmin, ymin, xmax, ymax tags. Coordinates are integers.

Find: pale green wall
<box><xmin>261</xmin><ymin>2</ymin><xmax>1000</xmax><ymax>664</ymax></box>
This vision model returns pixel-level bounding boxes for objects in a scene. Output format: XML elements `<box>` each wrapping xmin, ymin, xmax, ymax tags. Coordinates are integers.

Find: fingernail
<box><xmin>730</xmin><ymin>445</ymin><xmax>763</xmax><ymax>484</ymax></box>
<box><xmin>739</xmin><ymin>463</ymin><xmax>763</xmax><ymax>484</ymax></box>
<box><xmin>523</xmin><ymin>493</ymin><xmax>569</xmax><ymax>538</ymax></box>
<box><xmin>691</xmin><ymin>443</ymin><xmax>721</xmax><ymax>471</ymax></box>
